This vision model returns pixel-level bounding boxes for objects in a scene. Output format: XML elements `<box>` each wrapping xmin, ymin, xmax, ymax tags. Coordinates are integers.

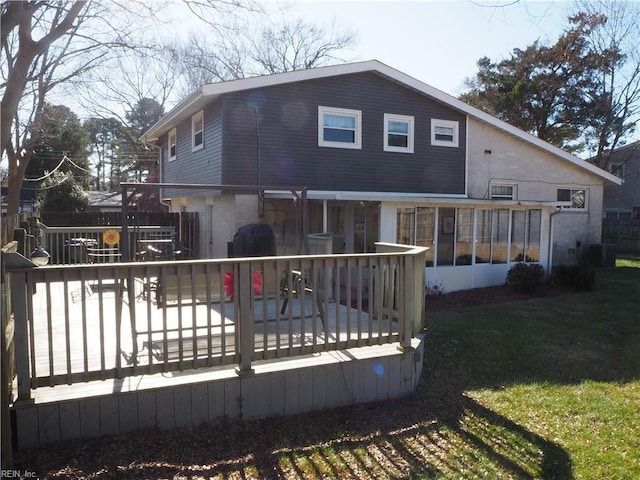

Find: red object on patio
<box><xmin>223</xmin><ymin>271</ymin><xmax>263</xmax><ymax>300</ymax></box>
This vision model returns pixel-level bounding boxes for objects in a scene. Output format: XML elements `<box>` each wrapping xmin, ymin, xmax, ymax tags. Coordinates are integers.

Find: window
<box><xmin>168</xmin><ymin>129</ymin><xmax>176</xmax><ymax>161</ymax></box>
<box><xmin>384</xmin><ymin>114</ymin><xmax>414</xmax><ymax>153</ymax></box>
<box><xmin>491</xmin><ymin>209</ymin><xmax>509</xmax><ymax>264</ymax></box>
<box><xmin>490</xmin><ymin>184</ymin><xmax>515</xmax><ymax>200</ymax></box>
<box><xmin>476</xmin><ymin>209</ymin><xmax>492</xmax><ymax>264</ymax></box>
<box><xmin>437</xmin><ymin>207</ymin><xmax>456</xmax><ymax>266</ymax></box>
<box><xmin>455</xmin><ymin>208</ymin><xmax>474</xmax><ymax>265</ymax></box>
<box><xmin>610</xmin><ymin>162</ymin><xmax>625</xmax><ymax>178</ymax></box>
<box><xmin>318</xmin><ymin>106</ymin><xmax>362</xmax><ymax>149</ymax></box>
<box><xmin>557</xmin><ymin>188</ymin><xmax>587</xmax><ymax>209</ymax></box>
<box><xmin>511</xmin><ymin>209</ymin><xmax>541</xmax><ymax>262</ymax></box>
<box><xmin>192</xmin><ymin>111</ymin><xmax>204</xmax><ymax>151</ymax></box>
<box><xmin>396</xmin><ymin>207</ymin><xmax>434</xmax><ymax>266</ymax></box>
<box><xmin>431</xmin><ymin>119</ymin><xmax>459</xmax><ymax>147</ymax></box>
<box><xmin>396</xmin><ymin>206</ymin><xmax>541</xmax><ymax>267</ymax></box>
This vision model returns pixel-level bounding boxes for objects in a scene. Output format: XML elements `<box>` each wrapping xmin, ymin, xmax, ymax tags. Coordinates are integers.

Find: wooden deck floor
<box><xmin>28</xmin><ymin>279</ymin><xmax>397</xmax><ymax>389</ymax></box>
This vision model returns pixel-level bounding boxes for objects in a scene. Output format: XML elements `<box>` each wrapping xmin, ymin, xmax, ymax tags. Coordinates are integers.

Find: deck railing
<box><xmin>41</xmin><ymin>224</ymin><xmax>177</xmax><ymax>264</ymax></box>
<box><xmin>6</xmin><ymin>244</ymin><xmax>427</xmax><ymax>402</ymax></box>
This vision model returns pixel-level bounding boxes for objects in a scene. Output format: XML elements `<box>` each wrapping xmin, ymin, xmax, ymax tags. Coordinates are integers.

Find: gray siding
<box><xmin>221</xmin><ymin>72</ymin><xmax>467</xmax><ymax>194</ymax></box>
<box><xmin>161</xmin><ymin>101</ymin><xmax>223</xmax><ymax>198</ymax></box>
<box><xmin>604</xmin><ymin>145</ymin><xmax>640</xmax><ymax>212</ymax></box>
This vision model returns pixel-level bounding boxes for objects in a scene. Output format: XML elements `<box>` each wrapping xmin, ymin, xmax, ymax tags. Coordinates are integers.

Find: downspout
<box><xmin>547</xmin><ymin>207</ymin><xmax>562</xmax><ymax>276</ymax></box>
<box><xmin>255</xmin><ymin>107</ymin><xmax>264</xmax><ymax>217</ymax></box>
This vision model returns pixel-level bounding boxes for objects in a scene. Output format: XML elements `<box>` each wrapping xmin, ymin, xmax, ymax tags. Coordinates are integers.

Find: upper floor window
<box><xmin>384</xmin><ymin>114</ymin><xmax>414</xmax><ymax>153</ymax></box>
<box><xmin>318</xmin><ymin>106</ymin><xmax>362</xmax><ymax>149</ymax></box>
<box><xmin>192</xmin><ymin>111</ymin><xmax>204</xmax><ymax>151</ymax></box>
<box><xmin>557</xmin><ymin>187</ymin><xmax>587</xmax><ymax>210</ymax></box>
<box><xmin>610</xmin><ymin>162</ymin><xmax>625</xmax><ymax>178</ymax></box>
<box><xmin>490</xmin><ymin>184</ymin><xmax>516</xmax><ymax>200</ymax></box>
<box><xmin>431</xmin><ymin>119</ymin><xmax>459</xmax><ymax>147</ymax></box>
<box><xmin>168</xmin><ymin>129</ymin><xmax>177</xmax><ymax>161</ymax></box>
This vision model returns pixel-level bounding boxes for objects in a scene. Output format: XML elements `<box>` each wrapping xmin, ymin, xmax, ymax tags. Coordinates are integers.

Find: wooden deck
<box><xmin>8</xmin><ymin>245</ymin><xmax>427</xmax><ymax>448</ymax></box>
<box><xmin>29</xmin><ymin>279</ymin><xmax>397</xmax><ymax>380</ymax></box>
<box><xmin>16</xmin><ymin>282</ymin><xmax>421</xmax><ymax>448</ymax></box>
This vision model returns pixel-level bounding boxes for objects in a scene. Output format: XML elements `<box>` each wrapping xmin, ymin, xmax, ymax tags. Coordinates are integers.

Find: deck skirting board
<box><xmin>12</xmin><ymin>336</ymin><xmax>424</xmax><ymax>449</ymax></box>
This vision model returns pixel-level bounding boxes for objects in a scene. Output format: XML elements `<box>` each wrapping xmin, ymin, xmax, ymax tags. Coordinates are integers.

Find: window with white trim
<box><xmin>610</xmin><ymin>162</ymin><xmax>625</xmax><ymax>178</ymax></box>
<box><xmin>318</xmin><ymin>106</ymin><xmax>362</xmax><ymax>149</ymax></box>
<box><xmin>490</xmin><ymin>184</ymin><xmax>516</xmax><ymax>200</ymax></box>
<box><xmin>384</xmin><ymin>114</ymin><xmax>414</xmax><ymax>153</ymax></box>
<box><xmin>431</xmin><ymin>119</ymin><xmax>459</xmax><ymax>147</ymax></box>
<box><xmin>168</xmin><ymin>128</ymin><xmax>177</xmax><ymax>161</ymax></box>
<box><xmin>557</xmin><ymin>187</ymin><xmax>587</xmax><ymax>210</ymax></box>
<box><xmin>192</xmin><ymin>111</ymin><xmax>204</xmax><ymax>151</ymax></box>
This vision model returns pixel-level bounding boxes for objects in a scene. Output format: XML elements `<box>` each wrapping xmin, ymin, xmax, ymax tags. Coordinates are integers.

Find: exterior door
<box><xmin>329</xmin><ymin>203</ymin><xmax>379</xmax><ymax>253</ymax></box>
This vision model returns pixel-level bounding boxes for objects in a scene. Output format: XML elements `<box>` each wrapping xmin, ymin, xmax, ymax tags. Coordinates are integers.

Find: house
<box><xmin>140</xmin><ymin>60</ymin><xmax>621</xmax><ymax>292</ymax></box>
<box><xmin>601</xmin><ymin>141</ymin><xmax>640</xmax><ymax>219</ymax></box>
<box><xmin>1</xmin><ymin>185</ymin><xmax>37</xmax><ymax>214</ymax></box>
<box><xmin>87</xmin><ymin>190</ymin><xmax>122</xmax><ymax>212</ymax></box>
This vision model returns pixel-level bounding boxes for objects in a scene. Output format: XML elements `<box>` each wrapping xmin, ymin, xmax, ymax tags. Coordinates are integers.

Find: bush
<box><xmin>505</xmin><ymin>263</ymin><xmax>545</xmax><ymax>293</ymax></box>
<box><xmin>426</xmin><ymin>282</ymin><xmax>446</xmax><ymax>296</ymax></box>
<box><xmin>552</xmin><ymin>263</ymin><xmax>597</xmax><ymax>291</ymax></box>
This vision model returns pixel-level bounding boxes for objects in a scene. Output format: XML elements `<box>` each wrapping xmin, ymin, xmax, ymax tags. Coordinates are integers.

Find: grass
<box><xmin>424</xmin><ymin>254</ymin><xmax>640</xmax><ymax>479</ymax></box>
<box><xmin>14</xmin><ymin>255</ymin><xmax>640</xmax><ymax>479</ymax></box>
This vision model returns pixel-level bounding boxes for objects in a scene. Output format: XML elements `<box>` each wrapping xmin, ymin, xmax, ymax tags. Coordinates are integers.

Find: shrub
<box><xmin>552</xmin><ymin>263</ymin><xmax>597</xmax><ymax>291</ymax></box>
<box><xmin>426</xmin><ymin>282</ymin><xmax>446</xmax><ymax>296</ymax></box>
<box><xmin>505</xmin><ymin>263</ymin><xmax>545</xmax><ymax>293</ymax></box>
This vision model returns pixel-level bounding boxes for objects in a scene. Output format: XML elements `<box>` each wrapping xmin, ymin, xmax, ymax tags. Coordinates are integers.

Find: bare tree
<box><xmin>1</xmin><ymin>0</ymin><xmax>258</xmax><ymax>215</ymax></box>
<box><xmin>251</xmin><ymin>18</ymin><xmax>356</xmax><ymax>74</ymax></box>
<box><xmin>171</xmin><ymin>15</ymin><xmax>356</xmax><ymax>95</ymax></box>
<box><xmin>572</xmin><ymin>0</ymin><xmax>640</xmax><ymax>170</ymax></box>
<box><xmin>0</xmin><ymin>1</ymin><xmax>155</xmax><ymax>214</ymax></box>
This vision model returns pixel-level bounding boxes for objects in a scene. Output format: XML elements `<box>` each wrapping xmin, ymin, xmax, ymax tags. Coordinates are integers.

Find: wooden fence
<box><xmin>602</xmin><ymin>219</ymin><xmax>640</xmax><ymax>253</ymax></box>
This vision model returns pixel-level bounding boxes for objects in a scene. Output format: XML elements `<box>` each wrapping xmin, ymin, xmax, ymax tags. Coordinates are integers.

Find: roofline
<box><xmin>140</xmin><ymin>59</ymin><xmax>622</xmax><ymax>186</ymax></box>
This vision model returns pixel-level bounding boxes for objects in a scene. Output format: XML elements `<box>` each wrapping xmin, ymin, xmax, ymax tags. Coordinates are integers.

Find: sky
<box><xmin>279</xmin><ymin>0</ymin><xmax>573</xmax><ymax>96</ymax></box>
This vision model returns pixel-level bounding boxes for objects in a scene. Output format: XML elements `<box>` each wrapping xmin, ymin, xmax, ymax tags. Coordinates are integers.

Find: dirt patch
<box><xmin>425</xmin><ymin>283</ymin><xmax>575</xmax><ymax>312</ymax></box>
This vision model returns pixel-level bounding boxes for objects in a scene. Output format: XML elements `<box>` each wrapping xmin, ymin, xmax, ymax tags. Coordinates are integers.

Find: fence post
<box><xmin>9</xmin><ymin>270</ymin><xmax>33</xmax><ymax>403</ymax></box>
<box><xmin>235</xmin><ymin>262</ymin><xmax>254</xmax><ymax>375</ymax></box>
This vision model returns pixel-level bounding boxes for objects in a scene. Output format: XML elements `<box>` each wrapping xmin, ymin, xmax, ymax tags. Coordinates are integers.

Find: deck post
<box><xmin>235</xmin><ymin>262</ymin><xmax>254</xmax><ymax>375</ymax></box>
<box><xmin>399</xmin><ymin>257</ymin><xmax>414</xmax><ymax>351</ymax></box>
<box><xmin>412</xmin><ymin>247</ymin><xmax>426</xmax><ymax>334</ymax></box>
<box><xmin>10</xmin><ymin>270</ymin><xmax>33</xmax><ymax>402</ymax></box>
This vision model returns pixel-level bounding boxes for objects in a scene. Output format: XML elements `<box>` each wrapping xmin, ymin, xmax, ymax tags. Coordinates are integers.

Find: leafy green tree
<box><xmin>572</xmin><ymin>1</ymin><xmax>640</xmax><ymax>169</ymax></box>
<box><xmin>110</xmin><ymin>98</ymin><xmax>165</xmax><ymax>211</ymax></box>
<box><xmin>461</xmin><ymin>12</ymin><xmax>634</xmax><ymax>159</ymax></box>
<box><xmin>115</xmin><ymin>97</ymin><xmax>164</xmax><ymax>184</ymax></box>
<box><xmin>38</xmin><ymin>170</ymin><xmax>90</xmax><ymax>213</ymax></box>
<box><xmin>84</xmin><ymin>117</ymin><xmax>122</xmax><ymax>190</ymax></box>
<box><xmin>25</xmin><ymin>103</ymin><xmax>91</xmax><ymax>187</ymax></box>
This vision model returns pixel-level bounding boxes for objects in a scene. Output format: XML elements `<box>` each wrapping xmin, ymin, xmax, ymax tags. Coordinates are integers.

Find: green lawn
<box><xmin>15</xmin><ymin>256</ymin><xmax>640</xmax><ymax>479</ymax></box>
<box><xmin>419</xmin><ymin>255</ymin><xmax>640</xmax><ymax>479</ymax></box>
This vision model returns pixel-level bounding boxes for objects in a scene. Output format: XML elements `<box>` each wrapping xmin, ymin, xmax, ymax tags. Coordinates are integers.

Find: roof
<box><xmin>87</xmin><ymin>190</ymin><xmax>121</xmax><ymax>208</ymax></box>
<box><xmin>141</xmin><ymin>59</ymin><xmax>622</xmax><ymax>186</ymax></box>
